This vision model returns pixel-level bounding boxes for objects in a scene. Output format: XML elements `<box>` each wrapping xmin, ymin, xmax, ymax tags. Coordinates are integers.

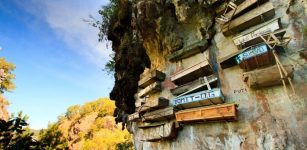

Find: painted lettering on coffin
<box><xmin>235</xmin><ymin>44</ymin><xmax>268</xmax><ymax>64</ymax></box>
<box><xmin>173</xmin><ymin>90</ymin><xmax>217</xmax><ymax>105</ymax></box>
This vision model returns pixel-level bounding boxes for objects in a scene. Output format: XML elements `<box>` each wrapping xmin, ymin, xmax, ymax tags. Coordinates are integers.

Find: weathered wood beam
<box><xmin>142</xmin><ymin>107</ymin><xmax>175</xmax><ymax>122</ymax></box>
<box><xmin>171</xmin><ymin>59</ymin><xmax>213</xmax><ymax>85</ymax></box>
<box><xmin>172</xmin><ymin>88</ymin><xmax>224</xmax><ymax>109</ymax></box>
<box><xmin>175</xmin><ymin>104</ymin><xmax>237</xmax><ymax>123</ymax></box>
<box><xmin>233</xmin><ymin>18</ymin><xmax>281</xmax><ymax>48</ymax></box>
<box><xmin>224</xmin><ymin>0</ymin><xmax>268</xmax><ymax>20</ymax></box>
<box><xmin>138</xmin><ymin>70</ymin><xmax>166</xmax><ymax>89</ymax></box>
<box><xmin>128</xmin><ymin>112</ymin><xmax>140</xmax><ymax>122</ymax></box>
<box><xmin>139</xmin><ymin>121</ymin><xmax>177</xmax><ymax>141</ymax></box>
<box><xmin>138</xmin><ymin>82</ymin><xmax>162</xmax><ymax>98</ymax></box>
<box><xmin>138</xmin><ymin>97</ymin><xmax>169</xmax><ymax>113</ymax></box>
<box><xmin>222</xmin><ymin>2</ymin><xmax>275</xmax><ymax>36</ymax></box>
<box><xmin>171</xmin><ymin>74</ymin><xmax>218</xmax><ymax>96</ymax></box>
<box><xmin>169</xmin><ymin>40</ymin><xmax>209</xmax><ymax>62</ymax></box>
<box><xmin>243</xmin><ymin>65</ymin><xmax>294</xmax><ymax>89</ymax></box>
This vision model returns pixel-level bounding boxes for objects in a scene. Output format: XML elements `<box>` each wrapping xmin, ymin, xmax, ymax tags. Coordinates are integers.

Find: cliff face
<box><xmin>109</xmin><ymin>0</ymin><xmax>307</xmax><ymax>149</ymax></box>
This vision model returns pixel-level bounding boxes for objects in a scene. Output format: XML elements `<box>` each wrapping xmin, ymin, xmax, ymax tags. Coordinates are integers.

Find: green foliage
<box><xmin>0</xmin><ymin>58</ymin><xmax>15</xmax><ymax>93</ymax></box>
<box><xmin>0</xmin><ymin>112</ymin><xmax>39</xmax><ymax>150</ymax></box>
<box><xmin>103</xmin><ymin>53</ymin><xmax>115</xmax><ymax>75</ymax></box>
<box><xmin>38</xmin><ymin>123</ymin><xmax>68</xmax><ymax>150</ymax></box>
<box><xmin>303</xmin><ymin>25</ymin><xmax>307</xmax><ymax>38</ymax></box>
<box><xmin>96</xmin><ymin>0</ymin><xmax>119</xmax><ymax>41</ymax></box>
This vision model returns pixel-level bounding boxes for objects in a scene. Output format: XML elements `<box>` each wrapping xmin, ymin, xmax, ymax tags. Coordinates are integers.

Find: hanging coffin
<box><xmin>172</xmin><ymin>88</ymin><xmax>224</xmax><ymax>109</ymax></box>
<box><xmin>171</xmin><ymin>60</ymin><xmax>213</xmax><ymax>85</ymax></box>
<box><xmin>222</xmin><ymin>2</ymin><xmax>275</xmax><ymax>36</ymax></box>
<box><xmin>138</xmin><ymin>70</ymin><xmax>166</xmax><ymax>89</ymax></box>
<box><xmin>171</xmin><ymin>74</ymin><xmax>218</xmax><ymax>96</ymax></box>
<box><xmin>138</xmin><ymin>97</ymin><xmax>169</xmax><ymax>113</ymax></box>
<box><xmin>175</xmin><ymin>104</ymin><xmax>237</xmax><ymax>123</ymax></box>
<box><xmin>139</xmin><ymin>121</ymin><xmax>177</xmax><ymax>141</ymax></box>
<box><xmin>243</xmin><ymin>65</ymin><xmax>294</xmax><ymax>89</ymax></box>
<box><xmin>169</xmin><ymin>40</ymin><xmax>209</xmax><ymax>62</ymax></box>
<box><xmin>235</xmin><ymin>43</ymin><xmax>275</xmax><ymax>71</ymax></box>
<box><xmin>128</xmin><ymin>112</ymin><xmax>140</xmax><ymax>122</ymax></box>
<box><xmin>142</xmin><ymin>107</ymin><xmax>175</xmax><ymax>122</ymax></box>
<box><xmin>138</xmin><ymin>82</ymin><xmax>162</xmax><ymax>98</ymax></box>
<box><xmin>232</xmin><ymin>18</ymin><xmax>282</xmax><ymax>48</ymax></box>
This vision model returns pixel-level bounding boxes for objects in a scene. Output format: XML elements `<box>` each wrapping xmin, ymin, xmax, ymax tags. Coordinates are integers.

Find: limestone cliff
<box><xmin>109</xmin><ymin>0</ymin><xmax>307</xmax><ymax>149</ymax></box>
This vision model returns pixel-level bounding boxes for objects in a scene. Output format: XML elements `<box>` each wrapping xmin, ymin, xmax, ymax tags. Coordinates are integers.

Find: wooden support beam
<box><xmin>172</xmin><ymin>88</ymin><xmax>224</xmax><ymax>109</ymax></box>
<box><xmin>175</xmin><ymin>104</ymin><xmax>237</xmax><ymax>123</ymax></box>
<box><xmin>138</xmin><ymin>82</ymin><xmax>162</xmax><ymax>98</ymax></box>
<box><xmin>171</xmin><ymin>59</ymin><xmax>213</xmax><ymax>85</ymax></box>
<box><xmin>169</xmin><ymin>40</ymin><xmax>209</xmax><ymax>62</ymax></box>
<box><xmin>128</xmin><ymin>112</ymin><xmax>140</xmax><ymax>122</ymax></box>
<box><xmin>242</xmin><ymin>65</ymin><xmax>294</xmax><ymax>89</ymax></box>
<box><xmin>233</xmin><ymin>18</ymin><xmax>281</xmax><ymax>48</ymax></box>
<box><xmin>222</xmin><ymin>2</ymin><xmax>275</xmax><ymax>36</ymax></box>
<box><xmin>138</xmin><ymin>70</ymin><xmax>166</xmax><ymax>89</ymax></box>
<box><xmin>139</xmin><ymin>121</ymin><xmax>177</xmax><ymax>141</ymax></box>
<box><xmin>142</xmin><ymin>107</ymin><xmax>175</xmax><ymax>122</ymax></box>
<box><xmin>171</xmin><ymin>74</ymin><xmax>218</xmax><ymax>96</ymax></box>
<box><xmin>138</xmin><ymin>97</ymin><xmax>169</xmax><ymax>113</ymax></box>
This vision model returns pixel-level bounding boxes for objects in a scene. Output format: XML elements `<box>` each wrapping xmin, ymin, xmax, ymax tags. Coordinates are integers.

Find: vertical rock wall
<box><xmin>109</xmin><ymin>0</ymin><xmax>307</xmax><ymax>149</ymax></box>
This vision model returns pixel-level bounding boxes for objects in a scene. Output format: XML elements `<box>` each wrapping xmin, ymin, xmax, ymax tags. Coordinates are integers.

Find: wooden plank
<box><xmin>138</xmin><ymin>97</ymin><xmax>169</xmax><ymax>112</ymax></box>
<box><xmin>172</xmin><ymin>88</ymin><xmax>224</xmax><ymax>109</ymax></box>
<box><xmin>169</xmin><ymin>40</ymin><xmax>209</xmax><ymax>62</ymax></box>
<box><xmin>243</xmin><ymin>65</ymin><xmax>294</xmax><ymax>89</ymax></box>
<box><xmin>138</xmin><ymin>70</ymin><xmax>166</xmax><ymax>89</ymax></box>
<box><xmin>236</xmin><ymin>43</ymin><xmax>275</xmax><ymax>71</ymax></box>
<box><xmin>224</xmin><ymin>0</ymin><xmax>268</xmax><ymax>19</ymax></box>
<box><xmin>222</xmin><ymin>2</ymin><xmax>275</xmax><ymax>36</ymax></box>
<box><xmin>138</xmin><ymin>82</ymin><xmax>162</xmax><ymax>98</ymax></box>
<box><xmin>142</xmin><ymin>107</ymin><xmax>175</xmax><ymax>122</ymax></box>
<box><xmin>175</xmin><ymin>104</ymin><xmax>237</xmax><ymax>122</ymax></box>
<box><xmin>171</xmin><ymin>74</ymin><xmax>218</xmax><ymax>96</ymax></box>
<box><xmin>233</xmin><ymin>18</ymin><xmax>281</xmax><ymax>47</ymax></box>
<box><xmin>171</xmin><ymin>59</ymin><xmax>213</xmax><ymax>85</ymax></box>
<box><xmin>128</xmin><ymin>112</ymin><xmax>140</xmax><ymax>122</ymax></box>
<box><xmin>139</xmin><ymin>121</ymin><xmax>177</xmax><ymax>141</ymax></box>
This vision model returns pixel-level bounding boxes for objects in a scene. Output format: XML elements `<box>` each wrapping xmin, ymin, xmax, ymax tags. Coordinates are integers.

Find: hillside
<box><xmin>38</xmin><ymin>98</ymin><xmax>133</xmax><ymax>150</ymax></box>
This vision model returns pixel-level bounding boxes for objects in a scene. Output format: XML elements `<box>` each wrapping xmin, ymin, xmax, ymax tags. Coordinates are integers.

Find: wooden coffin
<box><xmin>138</xmin><ymin>82</ymin><xmax>162</xmax><ymax>98</ymax></box>
<box><xmin>175</xmin><ymin>104</ymin><xmax>237</xmax><ymax>122</ymax></box>
<box><xmin>172</xmin><ymin>88</ymin><xmax>224</xmax><ymax>109</ymax></box>
<box><xmin>139</xmin><ymin>121</ymin><xmax>177</xmax><ymax>141</ymax></box>
<box><xmin>222</xmin><ymin>2</ymin><xmax>275</xmax><ymax>36</ymax></box>
<box><xmin>235</xmin><ymin>43</ymin><xmax>275</xmax><ymax>71</ymax></box>
<box><xmin>171</xmin><ymin>74</ymin><xmax>218</xmax><ymax>96</ymax></box>
<box><xmin>223</xmin><ymin>0</ymin><xmax>268</xmax><ymax>20</ymax></box>
<box><xmin>138</xmin><ymin>70</ymin><xmax>166</xmax><ymax>88</ymax></box>
<box><xmin>138</xmin><ymin>97</ymin><xmax>169</xmax><ymax>112</ymax></box>
<box><xmin>243</xmin><ymin>65</ymin><xmax>294</xmax><ymax>89</ymax></box>
<box><xmin>300</xmin><ymin>49</ymin><xmax>307</xmax><ymax>60</ymax></box>
<box><xmin>169</xmin><ymin>40</ymin><xmax>208</xmax><ymax>62</ymax></box>
<box><xmin>171</xmin><ymin>60</ymin><xmax>213</xmax><ymax>85</ymax></box>
<box><xmin>233</xmin><ymin>18</ymin><xmax>281</xmax><ymax>48</ymax></box>
<box><xmin>128</xmin><ymin>112</ymin><xmax>140</xmax><ymax>122</ymax></box>
<box><xmin>142</xmin><ymin>107</ymin><xmax>175</xmax><ymax>122</ymax></box>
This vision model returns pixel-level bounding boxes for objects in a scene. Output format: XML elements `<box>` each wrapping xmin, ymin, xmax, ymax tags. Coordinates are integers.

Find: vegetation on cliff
<box><xmin>37</xmin><ymin>98</ymin><xmax>133</xmax><ymax>150</ymax></box>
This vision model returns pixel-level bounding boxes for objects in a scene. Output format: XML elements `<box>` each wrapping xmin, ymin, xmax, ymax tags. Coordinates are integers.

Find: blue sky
<box><xmin>0</xmin><ymin>0</ymin><xmax>113</xmax><ymax>129</ymax></box>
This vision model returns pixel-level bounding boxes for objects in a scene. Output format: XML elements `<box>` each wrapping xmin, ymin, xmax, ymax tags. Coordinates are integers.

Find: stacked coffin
<box><xmin>168</xmin><ymin>39</ymin><xmax>237</xmax><ymax>123</ymax></box>
<box><xmin>128</xmin><ymin>70</ymin><xmax>179</xmax><ymax>141</ymax></box>
<box><xmin>217</xmin><ymin>0</ymin><xmax>294</xmax><ymax>89</ymax></box>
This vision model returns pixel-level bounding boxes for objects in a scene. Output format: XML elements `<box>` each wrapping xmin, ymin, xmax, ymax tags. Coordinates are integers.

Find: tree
<box><xmin>0</xmin><ymin>58</ymin><xmax>15</xmax><ymax>93</ymax></box>
<box><xmin>0</xmin><ymin>112</ymin><xmax>39</xmax><ymax>150</ymax></box>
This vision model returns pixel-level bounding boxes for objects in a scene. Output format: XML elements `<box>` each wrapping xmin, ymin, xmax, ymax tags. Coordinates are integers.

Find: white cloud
<box><xmin>14</xmin><ymin>0</ymin><xmax>112</xmax><ymax>66</ymax></box>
